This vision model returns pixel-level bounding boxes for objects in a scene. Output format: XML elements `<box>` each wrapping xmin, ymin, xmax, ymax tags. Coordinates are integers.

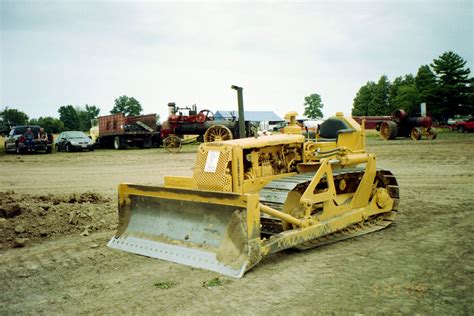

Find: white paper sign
<box><xmin>204</xmin><ymin>150</ymin><xmax>220</xmax><ymax>173</ymax></box>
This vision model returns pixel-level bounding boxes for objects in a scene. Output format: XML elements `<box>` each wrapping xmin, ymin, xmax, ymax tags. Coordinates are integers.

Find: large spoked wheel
<box><xmin>197</xmin><ymin>109</ymin><xmax>214</xmax><ymax>123</ymax></box>
<box><xmin>379</xmin><ymin>121</ymin><xmax>398</xmax><ymax>140</ymax></box>
<box><xmin>204</xmin><ymin>125</ymin><xmax>233</xmax><ymax>143</ymax></box>
<box><xmin>163</xmin><ymin>135</ymin><xmax>182</xmax><ymax>153</ymax></box>
<box><xmin>426</xmin><ymin>127</ymin><xmax>437</xmax><ymax>140</ymax></box>
<box><xmin>410</xmin><ymin>127</ymin><xmax>422</xmax><ymax>141</ymax></box>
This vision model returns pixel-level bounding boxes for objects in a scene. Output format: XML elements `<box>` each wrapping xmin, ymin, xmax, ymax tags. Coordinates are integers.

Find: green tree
<box><xmin>389</xmin><ymin>75</ymin><xmax>421</xmax><ymax>113</ymax></box>
<box><xmin>110</xmin><ymin>96</ymin><xmax>142</xmax><ymax>116</ymax></box>
<box><xmin>75</xmin><ymin>104</ymin><xmax>101</xmax><ymax>131</ymax></box>
<box><xmin>85</xmin><ymin>104</ymin><xmax>100</xmax><ymax>118</ymax></box>
<box><xmin>29</xmin><ymin>117</ymin><xmax>64</xmax><ymax>134</ymax></box>
<box><xmin>431</xmin><ymin>51</ymin><xmax>471</xmax><ymax>121</ymax></box>
<box><xmin>415</xmin><ymin>65</ymin><xmax>440</xmax><ymax>116</ymax></box>
<box><xmin>416</xmin><ymin>65</ymin><xmax>438</xmax><ymax>100</ymax></box>
<box><xmin>58</xmin><ymin>105</ymin><xmax>80</xmax><ymax>130</ymax></box>
<box><xmin>371</xmin><ymin>75</ymin><xmax>391</xmax><ymax>115</ymax></box>
<box><xmin>303</xmin><ymin>93</ymin><xmax>324</xmax><ymax>119</ymax></box>
<box><xmin>352</xmin><ymin>81</ymin><xmax>376</xmax><ymax>116</ymax></box>
<box><xmin>388</xmin><ymin>76</ymin><xmax>404</xmax><ymax>113</ymax></box>
<box><xmin>393</xmin><ymin>85</ymin><xmax>421</xmax><ymax>113</ymax></box>
<box><xmin>0</xmin><ymin>107</ymin><xmax>29</xmax><ymax>134</ymax></box>
<box><xmin>465</xmin><ymin>77</ymin><xmax>474</xmax><ymax>115</ymax></box>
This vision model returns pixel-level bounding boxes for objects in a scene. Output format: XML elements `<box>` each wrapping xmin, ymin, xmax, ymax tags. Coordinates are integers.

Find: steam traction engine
<box><xmin>378</xmin><ymin>109</ymin><xmax>437</xmax><ymax>141</ymax></box>
<box><xmin>160</xmin><ymin>103</ymin><xmax>241</xmax><ymax>152</ymax></box>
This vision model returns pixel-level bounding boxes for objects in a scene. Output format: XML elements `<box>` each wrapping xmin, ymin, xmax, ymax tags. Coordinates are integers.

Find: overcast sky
<box><xmin>1</xmin><ymin>0</ymin><xmax>472</xmax><ymax>121</ymax></box>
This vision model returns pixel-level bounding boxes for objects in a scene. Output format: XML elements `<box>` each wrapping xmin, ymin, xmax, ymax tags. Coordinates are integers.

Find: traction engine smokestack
<box><xmin>168</xmin><ymin>102</ymin><xmax>176</xmax><ymax>116</ymax></box>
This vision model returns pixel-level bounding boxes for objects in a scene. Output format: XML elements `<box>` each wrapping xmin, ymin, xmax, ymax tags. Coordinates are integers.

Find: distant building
<box><xmin>214</xmin><ymin>110</ymin><xmax>283</xmax><ymax>131</ymax></box>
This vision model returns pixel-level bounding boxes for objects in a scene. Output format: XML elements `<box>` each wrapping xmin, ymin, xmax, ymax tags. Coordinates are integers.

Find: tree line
<box><xmin>352</xmin><ymin>51</ymin><xmax>473</xmax><ymax>123</ymax></box>
<box><xmin>0</xmin><ymin>95</ymin><xmax>144</xmax><ymax>134</ymax></box>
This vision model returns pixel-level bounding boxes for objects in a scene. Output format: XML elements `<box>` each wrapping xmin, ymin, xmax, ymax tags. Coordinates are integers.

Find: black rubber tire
<box><xmin>66</xmin><ymin>144</ymin><xmax>71</xmax><ymax>152</ymax></box>
<box><xmin>458</xmin><ymin>126</ymin><xmax>465</xmax><ymax>133</ymax></box>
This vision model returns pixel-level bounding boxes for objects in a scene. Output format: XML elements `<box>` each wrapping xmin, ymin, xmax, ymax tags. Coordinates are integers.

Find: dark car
<box><xmin>4</xmin><ymin>126</ymin><xmax>53</xmax><ymax>154</ymax></box>
<box><xmin>55</xmin><ymin>131</ymin><xmax>95</xmax><ymax>152</ymax></box>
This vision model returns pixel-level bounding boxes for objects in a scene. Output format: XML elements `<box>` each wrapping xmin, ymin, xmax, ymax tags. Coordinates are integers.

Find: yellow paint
<box><xmin>114</xmin><ymin>112</ymin><xmax>399</xmax><ymax>276</ymax></box>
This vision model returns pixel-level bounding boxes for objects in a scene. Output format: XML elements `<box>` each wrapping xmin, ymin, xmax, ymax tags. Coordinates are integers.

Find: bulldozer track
<box><xmin>258</xmin><ymin>168</ymin><xmax>400</xmax><ymax>249</ymax></box>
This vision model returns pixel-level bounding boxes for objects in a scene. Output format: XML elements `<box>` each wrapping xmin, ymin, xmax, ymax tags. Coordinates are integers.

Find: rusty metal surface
<box><xmin>98</xmin><ymin>113</ymin><xmax>157</xmax><ymax>136</ymax></box>
<box><xmin>98</xmin><ymin>114</ymin><xmax>125</xmax><ymax>135</ymax></box>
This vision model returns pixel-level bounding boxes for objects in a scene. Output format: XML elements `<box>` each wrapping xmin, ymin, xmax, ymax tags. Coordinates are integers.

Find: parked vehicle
<box><xmin>454</xmin><ymin>117</ymin><xmax>474</xmax><ymax>133</ymax></box>
<box><xmin>90</xmin><ymin>113</ymin><xmax>161</xmax><ymax>150</ymax></box>
<box><xmin>160</xmin><ymin>102</ymin><xmax>255</xmax><ymax>153</ymax></box>
<box><xmin>447</xmin><ymin>118</ymin><xmax>459</xmax><ymax>126</ymax></box>
<box><xmin>378</xmin><ymin>109</ymin><xmax>437</xmax><ymax>141</ymax></box>
<box><xmin>55</xmin><ymin>131</ymin><xmax>95</xmax><ymax>152</ymax></box>
<box><xmin>108</xmin><ymin>112</ymin><xmax>399</xmax><ymax>278</ymax></box>
<box><xmin>353</xmin><ymin>115</ymin><xmax>391</xmax><ymax>129</ymax></box>
<box><xmin>4</xmin><ymin>125</ymin><xmax>53</xmax><ymax>154</ymax></box>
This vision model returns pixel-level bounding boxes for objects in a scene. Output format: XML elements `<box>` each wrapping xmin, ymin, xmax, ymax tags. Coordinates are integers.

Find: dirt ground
<box><xmin>1</xmin><ymin>132</ymin><xmax>473</xmax><ymax>315</ymax></box>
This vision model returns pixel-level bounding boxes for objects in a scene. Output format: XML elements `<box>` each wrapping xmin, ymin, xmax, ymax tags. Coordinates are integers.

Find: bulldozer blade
<box><xmin>108</xmin><ymin>184</ymin><xmax>255</xmax><ymax>278</ymax></box>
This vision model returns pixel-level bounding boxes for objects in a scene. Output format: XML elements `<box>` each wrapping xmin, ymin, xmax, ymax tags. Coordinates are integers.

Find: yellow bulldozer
<box><xmin>108</xmin><ymin>112</ymin><xmax>399</xmax><ymax>277</ymax></box>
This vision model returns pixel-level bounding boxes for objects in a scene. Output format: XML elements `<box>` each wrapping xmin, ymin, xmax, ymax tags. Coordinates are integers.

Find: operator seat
<box><xmin>319</xmin><ymin>118</ymin><xmax>351</xmax><ymax>140</ymax></box>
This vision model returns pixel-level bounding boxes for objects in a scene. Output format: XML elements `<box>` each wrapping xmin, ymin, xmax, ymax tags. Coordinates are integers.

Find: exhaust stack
<box><xmin>231</xmin><ymin>85</ymin><xmax>246</xmax><ymax>139</ymax></box>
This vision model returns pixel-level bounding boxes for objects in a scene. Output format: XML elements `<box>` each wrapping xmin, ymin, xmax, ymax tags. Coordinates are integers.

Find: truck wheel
<box><xmin>114</xmin><ymin>136</ymin><xmax>122</xmax><ymax>150</ymax></box>
<box><xmin>458</xmin><ymin>126</ymin><xmax>465</xmax><ymax>133</ymax></box>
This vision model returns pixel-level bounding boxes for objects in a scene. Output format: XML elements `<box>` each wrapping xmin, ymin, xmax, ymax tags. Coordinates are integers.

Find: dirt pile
<box><xmin>0</xmin><ymin>191</ymin><xmax>117</xmax><ymax>250</ymax></box>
